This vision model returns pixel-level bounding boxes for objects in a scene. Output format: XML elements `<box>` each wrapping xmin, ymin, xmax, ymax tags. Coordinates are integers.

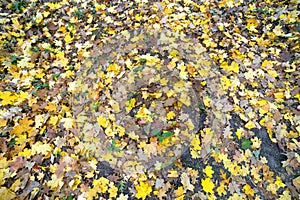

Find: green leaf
<box><xmin>152</xmin><ymin>129</ymin><xmax>160</xmax><ymax>135</ymax></box>
<box><xmin>162</xmin><ymin>131</ymin><xmax>173</xmax><ymax>138</ymax></box>
<box><xmin>66</xmin><ymin>196</ymin><xmax>74</xmax><ymax>200</ymax></box>
<box><xmin>119</xmin><ymin>180</ymin><xmax>125</xmax><ymax>192</ymax></box>
<box><xmin>157</xmin><ymin>135</ymin><xmax>163</xmax><ymax>142</ymax></box>
<box><xmin>241</xmin><ymin>138</ymin><xmax>252</xmax><ymax>150</ymax></box>
<box><xmin>52</xmin><ymin>73</ymin><xmax>60</xmax><ymax>79</ymax></box>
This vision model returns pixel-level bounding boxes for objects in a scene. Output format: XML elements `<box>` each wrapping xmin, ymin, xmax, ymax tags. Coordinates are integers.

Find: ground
<box><xmin>0</xmin><ymin>0</ymin><xmax>299</xmax><ymax>200</ymax></box>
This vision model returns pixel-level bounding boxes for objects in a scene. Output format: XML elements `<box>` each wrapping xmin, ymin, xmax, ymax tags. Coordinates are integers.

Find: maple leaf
<box><xmin>243</xmin><ymin>184</ymin><xmax>254</xmax><ymax>196</ymax></box>
<box><xmin>181</xmin><ymin>172</ymin><xmax>194</xmax><ymax>192</ymax></box>
<box><xmin>203</xmin><ymin>166</ymin><xmax>214</xmax><ymax>178</ymax></box>
<box><xmin>166</xmin><ymin>111</ymin><xmax>176</xmax><ymax>120</ymax></box>
<box><xmin>201</xmin><ymin>178</ymin><xmax>214</xmax><ymax>194</ymax></box>
<box><xmin>60</xmin><ymin>117</ymin><xmax>75</xmax><ymax>130</ymax></box>
<box><xmin>135</xmin><ymin>181</ymin><xmax>152</xmax><ymax>200</ymax></box>
<box><xmin>108</xmin><ymin>184</ymin><xmax>118</xmax><ymax>199</ymax></box>
<box><xmin>0</xmin><ymin>187</ymin><xmax>16</xmax><ymax>200</ymax></box>
<box><xmin>93</xmin><ymin>177</ymin><xmax>110</xmax><ymax>193</ymax></box>
<box><xmin>0</xmin><ymin>91</ymin><xmax>17</xmax><ymax>105</ymax></box>
<box><xmin>117</xmin><ymin>194</ymin><xmax>129</xmax><ymax>200</ymax></box>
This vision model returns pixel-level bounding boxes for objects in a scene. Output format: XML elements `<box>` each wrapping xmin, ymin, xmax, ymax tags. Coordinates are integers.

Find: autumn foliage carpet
<box><xmin>0</xmin><ymin>0</ymin><xmax>299</xmax><ymax>199</ymax></box>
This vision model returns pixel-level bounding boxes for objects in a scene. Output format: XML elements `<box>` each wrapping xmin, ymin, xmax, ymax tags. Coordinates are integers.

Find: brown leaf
<box><xmin>9</xmin><ymin>157</ymin><xmax>26</xmax><ymax>172</ymax></box>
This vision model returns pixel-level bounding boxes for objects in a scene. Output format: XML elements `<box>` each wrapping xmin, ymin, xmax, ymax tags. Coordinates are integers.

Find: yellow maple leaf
<box><xmin>220</xmin><ymin>61</ymin><xmax>239</xmax><ymax>73</ymax></box>
<box><xmin>0</xmin><ymin>91</ymin><xmax>17</xmax><ymax>105</ymax></box>
<box><xmin>203</xmin><ymin>95</ymin><xmax>211</xmax><ymax>108</ymax></box>
<box><xmin>243</xmin><ymin>184</ymin><xmax>254</xmax><ymax>196</ymax></box>
<box><xmin>0</xmin><ymin>187</ymin><xmax>16</xmax><ymax>200</ymax></box>
<box><xmin>191</xmin><ymin>135</ymin><xmax>201</xmax><ymax>151</ymax></box>
<box><xmin>64</xmin><ymin>33</ymin><xmax>73</xmax><ymax>43</ymax></box>
<box><xmin>201</xmin><ymin>178</ymin><xmax>214</xmax><ymax>194</ymax></box>
<box><xmin>135</xmin><ymin>181</ymin><xmax>152</xmax><ymax>200</ymax></box>
<box><xmin>31</xmin><ymin>141</ymin><xmax>53</xmax><ymax>156</ymax></box>
<box><xmin>47</xmin><ymin>174</ymin><xmax>64</xmax><ymax>191</ymax></box>
<box><xmin>45</xmin><ymin>102</ymin><xmax>57</xmax><ymax>112</ymax></box>
<box><xmin>93</xmin><ymin>177</ymin><xmax>110</xmax><ymax>193</ymax></box>
<box><xmin>174</xmin><ymin>186</ymin><xmax>184</xmax><ymax>197</ymax></box>
<box><xmin>203</xmin><ymin>166</ymin><xmax>214</xmax><ymax>178</ymax></box>
<box><xmin>18</xmin><ymin>148</ymin><xmax>32</xmax><ymax>158</ymax></box>
<box><xmin>97</xmin><ymin>115</ymin><xmax>109</xmax><ymax>128</ymax></box>
<box><xmin>168</xmin><ymin>170</ymin><xmax>179</xmax><ymax>178</ymax></box>
<box><xmin>60</xmin><ymin>117</ymin><xmax>75</xmax><ymax>130</ymax></box>
<box><xmin>217</xmin><ymin>183</ymin><xmax>227</xmax><ymax>196</ymax></box>
<box><xmin>245</xmin><ymin>121</ymin><xmax>256</xmax><ymax>129</ymax></box>
<box><xmin>246</xmin><ymin>18</ymin><xmax>259</xmax><ymax>32</ymax></box>
<box><xmin>166</xmin><ymin>111</ymin><xmax>176</xmax><ymax>120</ymax></box>
<box><xmin>275</xmin><ymin>176</ymin><xmax>285</xmax><ymax>188</ymax></box>
<box><xmin>108</xmin><ymin>184</ymin><xmax>118</xmax><ymax>199</ymax></box>
<box><xmin>235</xmin><ymin>128</ymin><xmax>243</xmax><ymax>140</ymax></box>
<box><xmin>35</xmin><ymin>12</ymin><xmax>43</xmax><ymax>24</ymax></box>
<box><xmin>126</xmin><ymin>98</ymin><xmax>136</xmax><ymax>112</ymax></box>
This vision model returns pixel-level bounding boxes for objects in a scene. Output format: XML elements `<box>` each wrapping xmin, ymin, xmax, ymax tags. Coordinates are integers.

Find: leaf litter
<box><xmin>0</xmin><ymin>0</ymin><xmax>299</xmax><ymax>199</ymax></box>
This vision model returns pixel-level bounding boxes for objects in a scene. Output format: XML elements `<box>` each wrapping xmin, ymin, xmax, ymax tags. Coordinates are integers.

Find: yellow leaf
<box><xmin>0</xmin><ymin>119</ymin><xmax>7</xmax><ymax>127</ymax></box>
<box><xmin>221</xmin><ymin>76</ymin><xmax>231</xmax><ymax>90</ymax></box>
<box><xmin>245</xmin><ymin>121</ymin><xmax>256</xmax><ymax>130</ymax></box>
<box><xmin>0</xmin><ymin>187</ymin><xmax>16</xmax><ymax>200</ymax></box>
<box><xmin>267</xmin><ymin>70</ymin><xmax>278</xmax><ymax>77</ymax></box>
<box><xmin>220</xmin><ymin>61</ymin><xmax>239</xmax><ymax>73</ymax></box>
<box><xmin>135</xmin><ymin>182</ymin><xmax>152</xmax><ymax>200</ymax></box>
<box><xmin>109</xmin><ymin>185</ymin><xmax>118</xmax><ymax>199</ymax></box>
<box><xmin>243</xmin><ymin>184</ymin><xmax>254</xmax><ymax>196</ymax></box>
<box><xmin>168</xmin><ymin>170</ymin><xmax>179</xmax><ymax>178</ymax></box>
<box><xmin>47</xmin><ymin>174</ymin><xmax>64</xmax><ymax>191</ymax></box>
<box><xmin>185</xmin><ymin>119</ymin><xmax>195</xmax><ymax>130</ymax></box>
<box><xmin>166</xmin><ymin>111</ymin><xmax>176</xmax><ymax>120</ymax></box>
<box><xmin>109</xmin><ymin>99</ymin><xmax>121</xmax><ymax>113</ymax></box>
<box><xmin>217</xmin><ymin>184</ymin><xmax>227</xmax><ymax>196</ymax></box>
<box><xmin>235</xmin><ymin>128</ymin><xmax>243</xmax><ymax>140</ymax></box>
<box><xmin>273</xmin><ymin>25</ymin><xmax>284</xmax><ymax>36</ymax></box>
<box><xmin>261</xmin><ymin>60</ymin><xmax>273</xmax><ymax>69</ymax></box>
<box><xmin>42</xmin><ymin>11</ymin><xmax>50</xmax><ymax>17</ymax></box>
<box><xmin>16</xmin><ymin>134</ymin><xmax>27</xmax><ymax>145</ymax></box>
<box><xmin>0</xmin><ymin>91</ymin><xmax>17</xmax><ymax>105</ymax></box>
<box><xmin>97</xmin><ymin>116</ymin><xmax>109</xmax><ymax>128</ymax></box>
<box><xmin>203</xmin><ymin>95</ymin><xmax>211</xmax><ymax>108</ymax></box>
<box><xmin>246</xmin><ymin>18</ymin><xmax>259</xmax><ymax>32</ymax></box>
<box><xmin>203</xmin><ymin>166</ymin><xmax>214</xmax><ymax>178</ymax></box>
<box><xmin>35</xmin><ymin>12</ymin><xmax>43</xmax><ymax>24</ymax></box>
<box><xmin>191</xmin><ymin>135</ymin><xmax>201</xmax><ymax>151</ymax></box>
<box><xmin>95</xmin><ymin>3</ymin><xmax>106</xmax><ymax>11</ymax></box>
<box><xmin>69</xmin><ymin>178</ymin><xmax>81</xmax><ymax>190</ymax></box>
<box><xmin>60</xmin><ymin>117</ymin><xmax>75</xmax><ymax>130</ymax></box>
<box><xmin>68</xmin><ymin>81</ymin><xmax>78</xmax><ymax>93</ymax></box>
<box><xmin>275</xmin><ymin>176</ymin><xmax>285</xmax><ymax>188</ymax></box>
<box><xmin>18</xmin><ymin>148</ymin><xmax>32</xmax><ymax>158</ymax></box>
<box><xmin>201</xmin><ymin>178</ymin><xmax>214</xmax><ymax>194</ymax></box>
<box><xmin>117</xmin><ymin>193</ymin><xmax>129</xmax><ymax>200</ymax></box>
<box><xmin>174</xmin><ymin>186</ymin><xmax>184</xmax><ymax>197</ymax></box>
<box><xmin>274</xmin><ymin>92</ymin><xmax>284</xmax><ymax>101</ymax></box>
<box><xmin>45</xmin><ymin>102</ymin><xmax>57</xmax><ymax>112</ymax></box>
<box><xmin>31</xmin><ymin>142</ymin><xmax>52</xmax><ymax>156</ymax></box>
<box><xmin>64</xmin><ymin>33</ymin><xmax>73</xmax><ymax>43</ymax></box>
<box><xmin>93</xmin><ymin>177</ymin><xmax>109</xmax><ymax>193</ymax></box>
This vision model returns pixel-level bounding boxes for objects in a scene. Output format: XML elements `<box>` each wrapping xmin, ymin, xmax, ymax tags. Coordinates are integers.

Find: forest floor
<box><xmin>0</xmin><ymin>0</ymin><xmax>299</xmax><ymax>199</ymax></box>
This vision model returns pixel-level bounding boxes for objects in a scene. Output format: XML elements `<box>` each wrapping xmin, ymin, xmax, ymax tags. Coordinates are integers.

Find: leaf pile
<box><xmin>0</xmin><ymin>0</ymin><xmax>299</xmax><ymax>199</ymax></box>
